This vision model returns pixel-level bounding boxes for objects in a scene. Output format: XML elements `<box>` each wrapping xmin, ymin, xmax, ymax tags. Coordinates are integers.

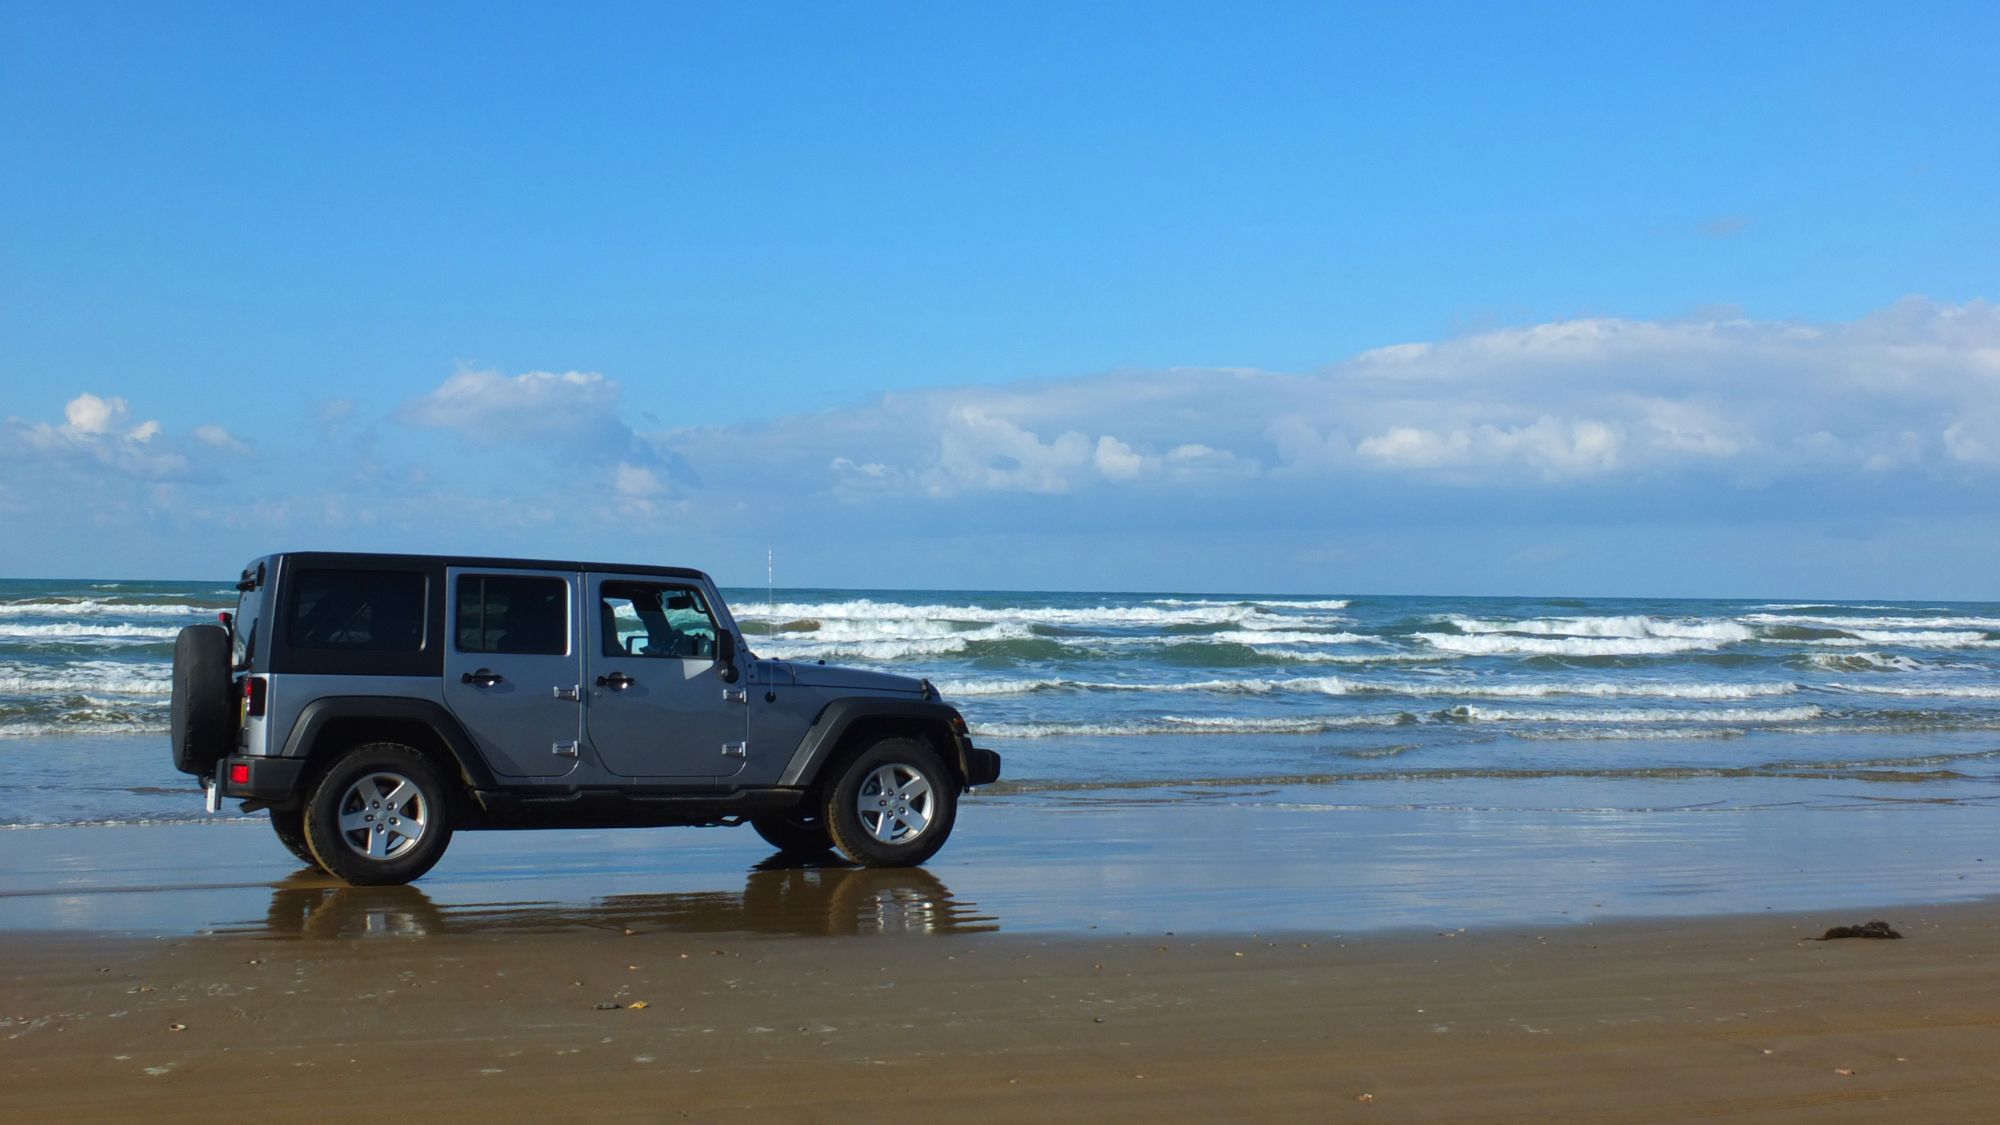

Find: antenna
<box><xmin>767</xmin><ymin>547</ymin><xmax>774</xmax><ymax>619</ymax></box>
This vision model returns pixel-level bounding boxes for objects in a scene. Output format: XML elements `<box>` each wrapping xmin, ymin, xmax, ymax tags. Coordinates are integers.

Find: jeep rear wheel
<box><xmin>302</xmin><ymin>743</ymin><xmax>454</xmax><ymax>886</ymax></box>
<box><xmin>824</xmin><ymin>738</ymin><xmax>957</xmax><ymax>868</ymax></box>
<box><xmin>269</xmin><ymin>806</ymin><xmax>320</xmax><ymax>870</ymax></box>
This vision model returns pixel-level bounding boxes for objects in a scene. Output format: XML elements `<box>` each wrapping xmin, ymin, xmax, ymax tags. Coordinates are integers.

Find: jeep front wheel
<box><xmin>824</xmin><ymin>738</ymin><xmax>957</xmax><ymax>868</ymax></box>
<box><xmin>302</xmin><ymin>743</ymin><xmax>454</xmax><ymax>886</ymax></box>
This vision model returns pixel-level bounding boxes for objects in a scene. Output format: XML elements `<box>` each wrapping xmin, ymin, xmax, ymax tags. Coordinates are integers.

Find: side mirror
<box><xmin>717</xmin><ymin>630</ymin><xmax>739</xmax><ymax>682</ymax></box>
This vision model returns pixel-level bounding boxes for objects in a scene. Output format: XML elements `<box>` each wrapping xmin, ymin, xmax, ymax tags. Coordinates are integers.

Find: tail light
<box><xmin>242</xmin><ymin>676</ymin><xmax>267</xmax><ymax>717</ymax></box>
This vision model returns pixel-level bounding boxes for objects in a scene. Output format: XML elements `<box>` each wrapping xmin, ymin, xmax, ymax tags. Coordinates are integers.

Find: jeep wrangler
<box><xmin>168</xmin><ymin>553</ymin><xmax>1000</xmax><ymax>885</ymax></box>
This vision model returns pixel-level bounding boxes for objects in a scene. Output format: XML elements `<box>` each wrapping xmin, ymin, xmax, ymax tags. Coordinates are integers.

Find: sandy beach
<box><xmin>6</xmin><ymin>897</ymin><xmax>1999</xmax><ymax>1121</ymax></box>
<box><xmin>5</xmin><ymin>804</ymin><xmax>2000</xmax><ymax>1122</ymax></box>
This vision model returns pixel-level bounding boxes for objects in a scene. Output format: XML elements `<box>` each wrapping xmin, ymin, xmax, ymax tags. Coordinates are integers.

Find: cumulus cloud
<box><xmin>401</xmin><ymin>368</ymin><xmax>627</xmax><ymax>448</ymax></box>
<box><xmin>0</xmin><ymin>393</ymin><xmax>231</xmax><ymax>480</ymax></box>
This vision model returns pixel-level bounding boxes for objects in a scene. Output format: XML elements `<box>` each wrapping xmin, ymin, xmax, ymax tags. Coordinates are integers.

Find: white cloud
<box><xmin>649</xmin><ymin>297</ymin><xmax>2000</xmax><ymax>504</ymax></box>
<box><xmin>192</xmin><ymin>424</ymin><xmax>252</xmax><ymax>455</ymax></box>
<box><xmin>399</xmin><ymin>366</ymin><xmax>693</xmax><ymax>502</ymax></box>
<box><xmin>401</xmin><ymin>367</ymin><xmax>625</xmax><ymax>448</ymax></box>
<box><xmin>63</xmin><ymin>393</ymin><xmax>129</xmax><ymax>435</ymax></box>
<box><xmin>0</xmin><ymin>393</ymin><xmax>221</xmax><ymax>480</ymax></box>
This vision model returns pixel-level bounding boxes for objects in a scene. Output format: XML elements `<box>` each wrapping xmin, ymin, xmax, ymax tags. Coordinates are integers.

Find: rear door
<box><xmin>584</xmin><ymin>573</ymin><xmax>747</xmax><ymax>780</ymax></box>
<box><xmin>442</xmin><ymin>567</ymin><xmax>582</xmax><ymax>779</ymax></box>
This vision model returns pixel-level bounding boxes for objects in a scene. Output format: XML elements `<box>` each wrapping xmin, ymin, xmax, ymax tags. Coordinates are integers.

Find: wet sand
<box><xmin>6</xmin><ymin>901</ymin><xmax>2000</xmax><ymax>1121</ymax></box>
<box><xmin>5</xmin><ymin>803</ymin><xmax>2000</xmax><ymax>1120</ymax></box>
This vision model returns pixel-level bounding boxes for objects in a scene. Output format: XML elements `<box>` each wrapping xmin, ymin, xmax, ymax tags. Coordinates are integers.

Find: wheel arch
<box><xmin>282</xmin><ymin>696</ymin><xmax>497</xmax><ymax>801</ymax></box>
<box><xmin>778</xmin><ymin>699</ymin><xmax>971</xmax><ymax>792</ymax></box>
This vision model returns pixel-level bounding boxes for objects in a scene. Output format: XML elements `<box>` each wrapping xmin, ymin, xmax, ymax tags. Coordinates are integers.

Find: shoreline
<box><xmin>6</xmin><ymin>793</ymin><xmax>1999</xmax><ymax>938</ymax></box>
<box><xmin>6</xmin><ymin>799</ymin><xmax>2000</xmax><ymax>1118</ymax></box>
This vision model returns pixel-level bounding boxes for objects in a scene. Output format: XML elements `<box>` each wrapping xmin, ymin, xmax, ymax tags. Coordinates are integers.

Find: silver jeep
<box><xmin>169</xmin><ymin>552</ymin><xmax>1000</xmax><ymax>885</ymax></box>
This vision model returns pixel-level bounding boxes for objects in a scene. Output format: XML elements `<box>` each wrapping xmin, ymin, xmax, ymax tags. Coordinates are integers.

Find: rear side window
<box><xmin>232</xmin><ymin>561</ymin><xmax>265</xmax><ymax>667</ymax></box>
<box><xmin>287</xmin><ymin>569</ymin><xmax>427</xmax><ymax>652</ymax></box>
<box><xmin>457</xmin><ymin>575</ymin><xmax>570</xmax><ymax>655</ymax></box>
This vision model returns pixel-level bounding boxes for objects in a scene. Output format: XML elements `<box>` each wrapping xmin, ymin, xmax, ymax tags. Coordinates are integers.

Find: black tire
<box><xmin>750</xmin><ymin>809</ymin><xmax>835</xmax><ymax>854</ymax></box>
<box><xmin>169</xmin><ymin>624</ymin><xmax>234</xmax><ymax>776</ymax></box>
<box><xmin>824</xmin><ymin>738</ymin><xmax>957</xmax><ymax>868</ymax></box>
<box><xmin>301</xmin><ymin>743</ymin><xmax>455</xmax><ymax>886</ymax></box>
<box><xmin>269</xmin><ymin>807</ymin><xmax>321</xmax><ymax>869</ymax></box>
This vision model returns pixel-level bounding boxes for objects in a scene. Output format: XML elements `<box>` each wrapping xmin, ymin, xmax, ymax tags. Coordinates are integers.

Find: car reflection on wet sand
<box><xmin>252</xmin><ymin>854</ymin><xmax>998</xmax><ymax>940</ymax></box>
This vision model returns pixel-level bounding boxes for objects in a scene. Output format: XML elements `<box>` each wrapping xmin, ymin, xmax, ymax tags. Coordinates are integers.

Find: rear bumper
<box><xmin>218</xmin><ymin>755</ymin><xmax>307</xmax><ymax>802</ymax></box>
<box><xmin>964</xmin><ymin>746</ymin><xmax>1001</xmax><ymax>788</ymax></box>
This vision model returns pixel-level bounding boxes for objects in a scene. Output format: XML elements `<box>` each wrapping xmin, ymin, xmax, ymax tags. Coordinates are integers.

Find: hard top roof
<box><xmin>256</xmin><ymin>551</ymin><xmax>712</xmax><ymax>583</ymax></box>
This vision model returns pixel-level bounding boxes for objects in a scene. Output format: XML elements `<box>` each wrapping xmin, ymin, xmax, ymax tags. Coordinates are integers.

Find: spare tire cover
<box><xmin>170</xmin><ymin>623</ymin><xmax>234</xmax><ymax>775</ymax></box>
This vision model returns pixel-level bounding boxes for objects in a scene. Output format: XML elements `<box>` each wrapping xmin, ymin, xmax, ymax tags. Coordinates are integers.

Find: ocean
<box><xmin>4</xmin><ymin>578</ymin><xmax>1999</xmax><ymax>830</ymax></box>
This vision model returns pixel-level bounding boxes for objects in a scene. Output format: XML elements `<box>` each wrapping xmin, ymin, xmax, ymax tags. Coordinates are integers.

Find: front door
<box><xmin>442</xmin><ymin>567</ymin><xmax>582</xmax><ymax>779</ymax></box>
<box><xmin>584</xmin><ymin>573</ymin><xmax>747</xmax><ymax>780</ymax></box>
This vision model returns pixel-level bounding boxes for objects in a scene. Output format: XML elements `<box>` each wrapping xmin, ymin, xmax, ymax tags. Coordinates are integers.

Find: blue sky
<box><xmin>3</xmin><ymin>2</ymin><xmax>1997</xmax><ymax>596</ymax></box>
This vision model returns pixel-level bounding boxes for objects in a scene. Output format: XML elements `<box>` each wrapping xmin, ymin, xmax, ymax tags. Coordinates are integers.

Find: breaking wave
<box><xmin>0</xmin><ymin>622</ymin><xmax>183</xmax><ymax>641</ymax></box>
<box><xmin>1446</xmin><ymin>615</ymin><xmax>1756</xmax><ymax>643</ymax></box>
<box><xmin>937</xmin><ymin>675</ymin><xmax>1798</xmax><ymax>701</ymax></box>
<box><xmin>1441</xmin><ymin>704</ymin><xmax>1825</xmax><ymax>725</ymax></box>
<box><xmin>1416</xmin><ymin>633</ymin><xmax>1722</xmax><ymax>657</ymax></box>
<box><xmin>0</xmin><ymin>598</ymin><xmax>216</xmax><ymax>619</ymax></box>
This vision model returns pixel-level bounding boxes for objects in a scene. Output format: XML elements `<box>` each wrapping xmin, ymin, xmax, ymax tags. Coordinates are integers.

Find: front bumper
<box><xmin>965</xmin><ymin>746</ymin><xmax>1001</xmax><ymax>788</ymax></box>
<box><xmin>216</xmin><ymin>755</ymin><xmax>307</xmax><ymax>803</ymax></box>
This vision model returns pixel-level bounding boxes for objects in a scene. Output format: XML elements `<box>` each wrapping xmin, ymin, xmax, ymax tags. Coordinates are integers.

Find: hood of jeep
<box><xmin>766</xmin><ymin>660</ymin><xmax>927</xmax><ymax>696</ymax></box>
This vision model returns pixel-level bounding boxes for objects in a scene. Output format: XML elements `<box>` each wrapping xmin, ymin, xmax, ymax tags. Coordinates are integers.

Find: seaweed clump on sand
<box><xmin>1809</xmin><ymin>920</ymin><xmax>1902</xmax><ymax>941</ymax></box>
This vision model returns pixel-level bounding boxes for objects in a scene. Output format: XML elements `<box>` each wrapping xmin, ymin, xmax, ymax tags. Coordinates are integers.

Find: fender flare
<box><xmin>777</xmin><ymin>698</ymin><xmax>971</xmax><ymax>790</ymax></box>
<box><xmin>279</xmin><ymin>696</ymin><xmax>499</xmax><ymax>790</ymax></box>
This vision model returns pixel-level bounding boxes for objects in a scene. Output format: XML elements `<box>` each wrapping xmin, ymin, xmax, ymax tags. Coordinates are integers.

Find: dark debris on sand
<box><xmin>1810</xmin><ymin>920</ymin><xmax>1902</xmax><ymax>941</ymax></box>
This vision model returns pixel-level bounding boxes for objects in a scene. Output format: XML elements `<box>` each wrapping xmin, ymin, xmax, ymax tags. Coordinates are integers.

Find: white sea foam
<box><xmin>1752</xmin><ymin>604</ymin><xmax>1924</xmax><ymax>612</ymax></box>
<box><xmin>1150</xmin><ymin>597</ymin><xmax>1351</xmax><ymax>611</ymax></box>
<box><xmin>1805</xmin><ymin>652</ymin><xmax>1926</xmax><ymax>672</ymax></box>
<box><xmin>974</xmin><ymin>713</ymin><xmax>1418</xmax><ymax>739</ymax></box>
<box><xmin>1195</xmin><ymin>629</ymin><xmax>1377</xmax><ymax>647</ymax></box>
<box><xmin>0</xmin><ymin>599</ymin><xmax>212</xmax><ymax>619</ymax></box>
<box><xmin>0</xmin><ymin>720</ymin><xmax>159</xmax><ymax>737</ymax></box>
<box><xmin>1416</xmin><ymin>632</ymin><xmax>1720</xmax><ymax>657</ymax></box>
<box><xmin>1283</xmin><ymin>651</ymin><xmax>1450</xmax><ymax>665</ymax></box>
<box><xmin>0</xmin><ymin>623</ymin><xmax>182</xmax><ymax>641</ymax></box>
<box><xmin>1444</xmin><ymin>704</ymin><xmax>1824</xmax><ymax>724</ymax></box>
<box><xmin>738</xmin><ymin>598</ymin><xmax>1267</xmax><ymax>629</ymax></box>
<box><xmin>0</xmin><ymin>661</ymin><xmax>173</xmax><ymax>696</ymax></box>
<box><xmin>936</xmin><ymin>675</ymin><xmax>1798</xmax><ymax>701</ymax></box>
<box><xmin>1826</xmin><ymin>683</ymin><xmax>2000</xmax><ymax>699</ymax></box>
<box><xmin>1789</xmin><ymin>630</ymin><xmax>1993</xmax><ymax>648</ymax></box>
<box><xmin>1742</xmin><ymin>613</ymin><xmax>2000</xmax><ymax>630</ymax></box>
<box><xmin>1446</xmin><ymin>615</ymin><xmax>1754</xmax><ymax>644</ymax></box>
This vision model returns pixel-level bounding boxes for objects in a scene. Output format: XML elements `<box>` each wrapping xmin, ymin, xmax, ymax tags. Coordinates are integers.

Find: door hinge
<box><xmin>723</xmin><ymin>688</ymin><xmax>747</xmax><ymax>704</ymax></box>
<box><xmin>553</xmin><ymin>741</ymin><xmax>579</xmax><ymax>758</ymax></box>
<box><xmin>722</xmin><ymin>741</ymin><xmax>747</xmax><ymax>759</ymax></box>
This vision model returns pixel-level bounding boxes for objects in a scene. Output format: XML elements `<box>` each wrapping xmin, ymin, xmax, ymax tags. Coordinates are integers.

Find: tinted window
<box><xmin>287</xmin><ymin>569</ymin><xmax>426</xmax><ymax>652</ymax></box>
<box><xmin>599</xmin><ymin>582</ymin><xmax>718</xmax><ymax>659</ymax></box>
<box><xmin>458</xmin><ymin>575</ymin><xmax>570</xmax><ymax>655</ymax></box>
<box><xmin>232</xmin><ymin>561</ymin><xmax>265</xmax><ymax>667</ymax></box>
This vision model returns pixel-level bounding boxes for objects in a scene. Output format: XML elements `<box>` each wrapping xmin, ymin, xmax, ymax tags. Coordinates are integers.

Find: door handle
<box><xmin>461</xmin><ymin>668</ymin><xmax>504</xmax><ymax>687</ymax></box>
<box><xmin>595</xmin><ymin>671</ymin><xmax>636</xmax><ymax>691</ymax></box>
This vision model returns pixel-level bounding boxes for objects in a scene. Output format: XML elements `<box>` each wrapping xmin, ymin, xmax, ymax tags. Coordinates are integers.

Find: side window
<box><xmin>287</xmin><ymin>569</ymin><xmax>426</xmax><ymax>652</ymax></box>
<box><xmin>457</xmin><ymin>575</ymin><xmax>570</xmax><ymax>655</ymax></box>
<box><xmin>599</xmin><ymin>582</ymin><xmax>718</xmax><ymax>659</ymax></box>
